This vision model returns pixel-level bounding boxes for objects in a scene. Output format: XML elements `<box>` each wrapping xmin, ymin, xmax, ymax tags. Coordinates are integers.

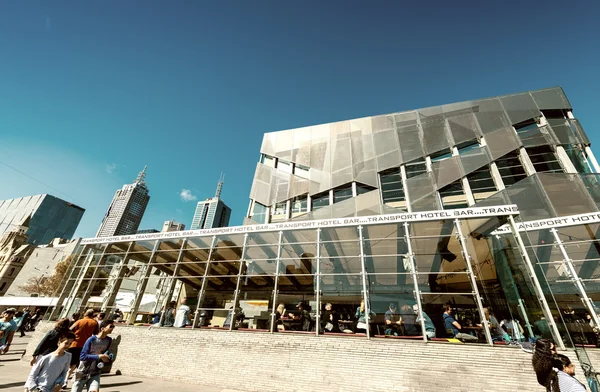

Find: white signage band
<box><xmin>81</xmin><ymin>205</ymin><xmax>519</xmax><ymax>245</ymax></box>
<box><xmin>492</xmin><ymin>211</ymin><xmax>600</xmax><ymax>235</ymax></box>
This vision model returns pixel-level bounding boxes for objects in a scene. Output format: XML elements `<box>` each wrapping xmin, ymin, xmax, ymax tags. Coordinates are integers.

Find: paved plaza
<box><xmin>0</xmin><ymin>336</ymin><xmax>245</xmax><ymax>392</ymax></box>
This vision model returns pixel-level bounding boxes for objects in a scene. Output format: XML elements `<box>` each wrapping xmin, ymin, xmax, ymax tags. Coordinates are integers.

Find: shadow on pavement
<box><xmin>101</xmin><ymin>381</ymin><xmax>143</xmax><ymax>388</ymax></box>
<box><xmin>0</xmin><ymin>381</ymin><xmax>27</xmax><ymax>389</ymax></box>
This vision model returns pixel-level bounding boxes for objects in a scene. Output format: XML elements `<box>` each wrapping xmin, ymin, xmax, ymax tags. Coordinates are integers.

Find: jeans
<box><xmin>425</xmin><ymin>330</ymin><xmax>436</xmax><ymax>339</ymax></box>
<box><xmin>455</xmin><ymin>332</ymin><xmax>478</xmax><ymax>342</ymax></box>
<box><xmin>71</xmin><ymin>375</ymin><xmax>100</xmax><ymax>392</ymax></box>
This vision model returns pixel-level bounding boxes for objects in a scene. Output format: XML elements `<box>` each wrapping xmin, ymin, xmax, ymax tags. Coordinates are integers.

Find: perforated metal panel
<box><xmin>261</xmin><ymin>133</ymin><xmax>277</xmax><ymax>156</ymax></box>
<box><xmin>431</xmin><ymin>156</ymin><xmax>465</xmax><ymax>190</ymax></box>
<box><xmin>371</xmin><ymin>115</ymin><xmax>394</xmax><ymax>133</ymax></box>
<box><xmin>421</xmin><ymin>117</ymin><xmax>451</xmax><ymax>156</ymax></box>
<box><xmin>309</xmin><ymin>168</ymin><xmax>331</xmax><ymax>195</ymax></box>
<box><xmin>274</xmin><ymin>130</ymin><xmax>294</xmax><ymax>161</ymax></box>
<box><xmin>485</xmin><ymin>127</ymin><xmax>522</xmax><ymax>160</ymax></box>
<box><xmin>397</xmin><ymin>124</ymin><xmax>423</xmax><ymax>164</ymax></box>
<box><xmin>289</xmin><ymin>175</ymin><xmax>310</xmax><ymax>199</ymax></box>
<box><xmin>537</xmin><ymin>173</ymin><xmax>598</xmax><ymax>216</ymax></box>
<box><xmin>373</xmin><ymin>128</ymin><xmax>401</xmax><ymax>172</ymax></box>
<box><xmin>405</xmin><ymin>172</ymin><xmax>437</xmax><ymax>205</ymax></box>
<box><xmin>352</xmin><ymin>132</ymin><xmax>378</xmax><ymax>187</ymax></box>
<box><xmin>460</xmin><ymin>146</ymin><xmax>492</xmax><ymax>175</ymax></box>
<box><xmin>448</xmin><ymin>113</ymin><xmax>480</xmax><ymax>145</ymax></box>
<box><xmin>518</xmin><ymin>125</ymin><xmax>558</xmax><ymax>148</ymax></box>
<box><xmin>547</xmin><ymin>119</ymin><xmax>578</xmax><ymax>145</ymax></box>
<box><xmin>500</xmin><ymin>93</ymin><xmax>540</xmax><ymax>126</ymax></box>
<box><xmin>531</xmin><ymin>87</ymin><xmax>572</xmax><ymax>110</ymax></box>
<box><xmin>474</xmin><ymin>98</ymin><xmax>511</xmax><ymax>134</ymax></box>
<box><xmin>292</xmin><ymin>127</ymin><xmax>312</xmax><ymax>167</ymax></box>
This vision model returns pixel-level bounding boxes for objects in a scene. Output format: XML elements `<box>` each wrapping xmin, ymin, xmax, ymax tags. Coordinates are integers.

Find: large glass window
<box><xmin>439</xmin><ymin>180</ymin><xmax>469</xmax><ymax>209</ymax></box>
<box><xmin>250</xmin><ymin>202</ymin><xmax>268</xmax><ymax>224</ymax></box>
<box><xmin>270</xmin><ymin>202</ymin><xmax>287</xmax><ymax>223</ymax></box>
<box><xmin>430</xmin><ymin>149</ymin><xmax>452</xmax><ymax>163</ymax></box>
<box><xmin>260</xmin><ymin>154</ymin><xmax>276</xmax><ymax>168</ymax></box>
<box><xmin>291</xmin><ymin>195</ymin><xmax>308</xmax><ymax>217</ymax></box>
<box><xmin>294</xmin><ymin>164</ymin><xmax>310</xmax><ymax>179</ymax></box>
<box><xmin>333</xmin><ymin>185</ymin><xmax>353</xmax><ymax>204</ymax></box>
<box><xmin>311</xmin><ymin>192</ymin><xmax>330</xmax><ymax>211</ymax></box>
<box><xmin>526</xmin><ymin>146</ymin><xmax>563</xmax><ymax>173</ymax></box>
<box><xmin>467</xmin><ymin>166</ymin><xmax>496</xmax><ymax>203</ymax></box>
<box><xmin>277</xmin><ymin>159</ymin><xmax>292</xmax><ymax>173</ymax></box>
<box><xmin>495</xmin><ymin>150</ymin><xmax>527</xmax><ymax>186</ymax></box>
<box><xmin>380</xmin><ymin>169</ymin><xmax>406</xmax><ymax>208</ymax></box>
<box><xmin>405</xmin><ymin>158</ymin><xmax>427</xmax><ymax>179</ymax></box>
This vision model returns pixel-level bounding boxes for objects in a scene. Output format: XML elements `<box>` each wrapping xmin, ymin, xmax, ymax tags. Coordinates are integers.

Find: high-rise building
<box><xmin>0</xmin><ymin>194</ymin><xmax>85</xmax><ymax>245</ymax></box>
<box><xmin>162</xmin><ymin>220</ymin><xmax>185</xmax><ymax>232</ymax></box>
<box><xmin>190</xmin><ymin>176</ymin><xmax>231</xmax><ymax>230</ymax></box>
<box><xmin>97</xmin><ymin>166</ymin><xmax>150</xmax><ymax>237</ymax></box>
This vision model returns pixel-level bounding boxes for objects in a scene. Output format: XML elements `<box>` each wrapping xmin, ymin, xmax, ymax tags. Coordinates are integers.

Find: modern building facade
<box><xmin>49</xmin><ymin>87</ymin><xmax>600</xmax><ymax>368</ymax></box>
<box><xmin>190</xmin><ymin>178</ymin><xmax>231</xmax><ymax>230</ymax></box>
<box><xmin>97</xmin><ymin>167</ymin><xmax>150</xmax><ymax>237</ymax></box>
<box><xmin>0</xmin><ymin>194</ymin><xmax>85</xmax><ymax>245</ymax></box>
<box><xmin>162</xmin><ymin>220</ymin><xmax>185</xmax><ymax>232</ymax></box>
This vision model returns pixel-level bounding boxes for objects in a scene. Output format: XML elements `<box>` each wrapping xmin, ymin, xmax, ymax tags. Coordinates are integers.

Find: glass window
<box><xmin>456</xmin><ymin>140</ymin><xmax>479</xmax><ymax>155</ymax></box>
<box><xmin>439</xmin><ymin>180</ymin><xmax>469</xmax><ymax>209</ymax></box>
<box><xmin>333</xmin><ymin>185</ymin><xmax>353</xmax><ymax>203</ymax></box>
<box><xmin>564</xmin><ymin>145</ymin><xmax>592</xmax><ymax>174</ymax></box>
<box><xmin>291</xmin><ymin>195</ymin><xmax>308</xmax><ymax>217</ymax></box>
<box><xmin>430</xmin><ymin>149</ymin><xmax>452</xmax><ymax>163</ymax></box>
<box><xmin>526</xmin><ymin>146</ymin><xmax>563</xmax><ymax>174</ymax></box>
<box><xmin>495</xmin><ymin>150</ymin><xmax>527</xmax><ymax>186</ymax></box>
<box><xmin>467</xmin><ymin>166</ymin><xmax>496</xmax><ymax>203</ymax></box>
<box><xmin>380</xmin><ymin>168</ymin><xmax>406</xmax><ymax>207</ymax></box>
<box><xmin>294</xmin><ymin>164</ymin><xmax>310</xmax><ymax>179</ymax></box>
<box><xmin>405</xmin><ymin>159</ymin><xmax>427</xmax><ymax>179</ymax></box>
<box><xmin>356</xmin><ymin>183</ymin><xmax>375</xmax><ymax>195</ymax></box>
<box><xmin>260</xmin><ymin>154</ymin><xmax>275</xmax><ymax>168</ymax></box>
<box><xmin>277</xmin><ymin>159</ymin><xmax>292</xmax><ymax>173</ymax></box>
<box><xmin>270</xmin><ymin>202</ymin><xmax>287</xmax><ymax>223</ymax></box>
<box><xmin>251</xmin><ymin>202</ymin><xmax>268</xmax><ymax>224</ymax></box>
<box><xmin>311</xmin><ymin>193</ymin><xmax>329</xmax><ymax>211</ymax></box>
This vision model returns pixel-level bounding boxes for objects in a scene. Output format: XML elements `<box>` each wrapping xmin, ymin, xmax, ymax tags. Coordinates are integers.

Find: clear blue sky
<box><xmin>0</xmin><ymin>0</ymin><xmax>598</xmax><ymax>239</ymax></box>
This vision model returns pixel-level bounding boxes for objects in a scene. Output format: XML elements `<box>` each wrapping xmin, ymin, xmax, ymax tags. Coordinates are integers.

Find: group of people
<box><xmin>533</xmin><ymin>338</ymin><xmax>588</xmax><ymax>391</ymax></box>
<box><xmin>153</xmin><ymin>298</ymin><xmax>193</xmax><ymax>328</ymax></box>
<box><xmin>10</xmin><ymin>308</ymin><xmax>117</xmax><ymax>392</ymax></box>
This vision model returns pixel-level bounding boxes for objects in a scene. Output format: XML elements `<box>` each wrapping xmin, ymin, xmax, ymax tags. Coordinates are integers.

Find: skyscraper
<box><xmin>97</xmin><ymin>166</ymin><xmax>150</xmax><ymax>237</ymax></box>
<box><xmin>190</xmin><ymin>176</ymin><xmax>231</xmax><ymax>230</ymax></box>
<box><xmin>0</xmin><ymin>194</ymin><xmax>85</xmax><ymax>245</ymax></box>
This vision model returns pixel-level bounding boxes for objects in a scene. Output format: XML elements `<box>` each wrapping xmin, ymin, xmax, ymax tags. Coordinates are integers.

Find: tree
<box><xmin>20</xmin><ymin>256</ymin><xmax>72</xmax><ymax>297</ymax></box>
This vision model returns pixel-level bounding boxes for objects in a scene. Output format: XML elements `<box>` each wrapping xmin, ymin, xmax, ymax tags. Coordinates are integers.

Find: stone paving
<box><xmin>0</xmin><ymin>335</ymin><xmax>245</xmax><ymax>392</ymax></box>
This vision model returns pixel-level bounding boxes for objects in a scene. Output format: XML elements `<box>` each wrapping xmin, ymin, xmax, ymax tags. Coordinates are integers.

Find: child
<box><xmin>25</xmin><ymin>331</ymin><xmax>76</xmax><ymax>392</ymax></box>
<box><xmin>71</xmin><ymin>319</ymin><xmax>115</xmax><ymax>392</ymax></box>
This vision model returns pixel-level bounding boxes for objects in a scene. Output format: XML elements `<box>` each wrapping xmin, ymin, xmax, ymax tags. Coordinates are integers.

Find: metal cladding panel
<box><xmin>484</xmin><ymin>126</ymin><xmax>522</xmax><ymax>160</ymax></box>
<box><xmin>537</xmin><ymin>173</ymin><xmax>598</xmax><ymax>216</ymax></box>
<box><xmin>354</xmin><ymin>158</ymin><xmax>378</xmax><ymax>188</ymax></box>
<box><xmin>460</xmin><ymin>146</ymin><xmax>492</xmax><ymax>175</ymax></box>
<box><xmin>292</xmin><ymin>127</ymin><xmax>312</xmax><ymax>167</ymax></box>
<box><xmin>411</xmin><ymin>193</ymin><xmax>441</xmax><ymax>212</ymax></box>
<box><xmin>289</xmin><ymin>175</ymin><xmax>309</xmax><ymax>199</ymax></box>
<box><xmin>260</xmin><ymin>133</ymin><xmax>277</xmax><ymax>156</ymax></box>
<box><xmin>309</xmin><ymin>169</ymin><xmax>331</xmax><ymax>195</ymax></box>
<box><xmin>373</xmin><ymin>128</ymin><xmax>401</xmax><ymax>172</ymax></box>
<box><xmin>474</xmin><ymin>98</ymin><xmax>511</xmax><ymax>134</ymax></box>
<box><xmin>476</xmin><ymin>175</ymin><xmax>553</xmax><ymax>221</ymax></box>
<box><xmin>531</xmin><ymin>87</ymin><xmax>572</xmax><ymax>110</ymax></box>
<box><xmin>547</xmin><ymin>119</ymin><xmax>580</xmax><ymax>145</ymax></box>
<box><xmin>406</xmin><ymin>172</ymin><xmax>437</xmax><ymax>204</ymax></box>
<box><xmin>393</xmin><ymin>111</ymin><xmax>418</xmax><ymax>128</ymax></box>
<box><xmin>249</xmin><ymin>180</ymin><xmax>271</xmax><ymax>206</ymax></box>
<box><xmin>580</xmin><ymin>175</ymin><xmax>600</xmax><ymax>208</ymax></box>
<box><xmin>271</xmin><ymin>169</ymin><xmax>292</xmax><ymax>204</ymax></box>
<box><xmin>371</xmin><ymin>115</ymin><xmax>395</xmax><ymax>133</ymax></box>
<box><xmin>518</xmin><ymin>125</ymin><xmax>558</xmax><ymax>148</ymax></box>
<box><xmin>500</xmin><ymin>93</ymin><xmax>540</xmax><ymax>125</ymax></box>
<box><xmin>274</xmin><ymin>130</ymin><xmax>294</xmax><ymax>161</ymax></box>
<box><xmin>256</xmin><ymin>163</ymin><xmax>274</xmax><ymax>183</ymax></box>
<box><xmin>569</xmin><ymin>119</ymin><xmax>590</xmax><ymax>145</ymax></box>
<box><xmin>431</xmin><ymin>156</ymin><xmax>464</xmax><ymax>190</ymax></box>
<box><xmin>447</xmin><ymin>113</ymin><xmax>481</xmax><ymax>145</ymax></box>
<box><xmin>397</xmin><ymin>124</ymin><xmax>423</xmax><ymax>164</ymax></box>
<box><xmin>354</xmin><ymin>190</ymin><xmax>381</xmax><ymax>215</ymax></box>
<box><xmin>441</xmin><ymin>100</ymin><xmax>477</xmax><ymax>115</ymax></box>
<box><xmin>421</xmin><ymin>117</ymin><xmax>451</xmax><ymax>156</ymax></box>
<box><xmin>330</xmin><ymin>198</ymin><xmax>358</xmax><ymax>218</ymax></box>
<box><xmin>331</xmin><ymin>137</ymin><xmax>352</xmax><ymax>172</ymax></box>
<box><xmin>310</xmin><ymin>139</ymin><xmax>329</xmax><ymax>171</ymax></box>
<box><xmin>331</xmin><ymin>167</ymin><xmax>354</xmax><ymax>190</ymax></box>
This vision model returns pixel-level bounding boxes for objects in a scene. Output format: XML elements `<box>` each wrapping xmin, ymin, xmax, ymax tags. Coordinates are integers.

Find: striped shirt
<box><xmin>556</xmin><ymin>370</ymin><xmax>587</xmax><ymax>392</ymax></box>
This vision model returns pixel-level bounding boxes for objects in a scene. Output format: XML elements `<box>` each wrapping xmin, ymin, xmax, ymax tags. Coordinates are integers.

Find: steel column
<box><xmin>358</xmin><ymin>225</ymin><xmax>371</xmax><ymax>339</ymax></box>
<box><xmin>192</xmin><ymin>236</ymin><xmax>218</xmax><ymax>329</ymax></box>
<box><xmin>127</xmin><ymin>240</ymin><xmax>160</xmax><ymax>324</ymax></box>
<box><xmin>269</xmin><ymin>231</ymin><xmax>284</xmax><ymax>333</ymax></box>
<box><xmin>403</xmin><ymin>222</ymin><xmax>427</xmax><ymax>343</ymax></box>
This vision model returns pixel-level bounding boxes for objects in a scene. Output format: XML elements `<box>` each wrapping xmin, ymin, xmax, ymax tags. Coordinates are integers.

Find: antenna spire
<box><xmin>135</xmin><ymin>165</ymin><xmax>147</xmax><ymax>184</ymax></box>
<box><xmin>215</xmin><ymin>172</ymin><xmax>224</xmax><ymax>198</ymax></box>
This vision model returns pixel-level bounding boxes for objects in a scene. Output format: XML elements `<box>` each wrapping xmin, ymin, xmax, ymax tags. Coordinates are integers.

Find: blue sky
<box><xmin>0</xmin><ymin>0</ymin><xmax>599</xmax><ymax>239</ymax></box>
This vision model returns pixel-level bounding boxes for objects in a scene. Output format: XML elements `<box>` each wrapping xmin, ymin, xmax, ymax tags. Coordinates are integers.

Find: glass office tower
<box><xmin>0</xmin><ymin>194</ymin><xmax>84</xmax><ymax>245</ymax></box>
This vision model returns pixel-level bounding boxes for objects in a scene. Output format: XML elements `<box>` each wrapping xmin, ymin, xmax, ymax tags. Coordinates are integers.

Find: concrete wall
<box><xmin>25</xmin><ymin>322</ymin><xmax>589</xmax><ymax>392</ymax></box>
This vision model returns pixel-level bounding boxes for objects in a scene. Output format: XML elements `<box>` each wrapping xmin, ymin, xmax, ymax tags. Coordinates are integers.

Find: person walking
<box><xmin>24</xmin><ymin>331</ymin><xmax>76</xmax><ymax>392</ymax></box>
<box><xmin>0</xmin><ymin>308</ymin><xmax>18</xmax><ymax>354</ymax></box>
<box><xmin>65</xmin><ymin>309</ymin><xmax>99</xmax><ymax>387</ymax></box>
<box><xmin>30</xmin><ymin>318</ymin><xmax>71</xmax><ymax>366</ymax></box>
<box><xmin>19</xmin><ymin>308</ymin><xmax>32</xmax><ymax>337</ymax></box>
<box><xmin>71</xmin><ymin>320</ymin><xmax>115</xmax><ymax>392</ymax></box>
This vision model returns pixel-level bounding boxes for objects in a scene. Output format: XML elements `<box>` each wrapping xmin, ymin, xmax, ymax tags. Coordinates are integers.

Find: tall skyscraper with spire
<box><xmin>190</xmin><ymin>174</ymin><xmax>231</xmax><ymax>230</ymax></box>
<box><xmin>97</xmin><ymin>166</ymin><xmax>150</xmax><ymax>237</ymax></box>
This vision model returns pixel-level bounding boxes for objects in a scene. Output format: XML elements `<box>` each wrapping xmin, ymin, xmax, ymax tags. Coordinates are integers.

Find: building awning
<box><xmin>0</xmin><ymin>296</ymin><xmax>62</xmax><ymax>307</ymax></box>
